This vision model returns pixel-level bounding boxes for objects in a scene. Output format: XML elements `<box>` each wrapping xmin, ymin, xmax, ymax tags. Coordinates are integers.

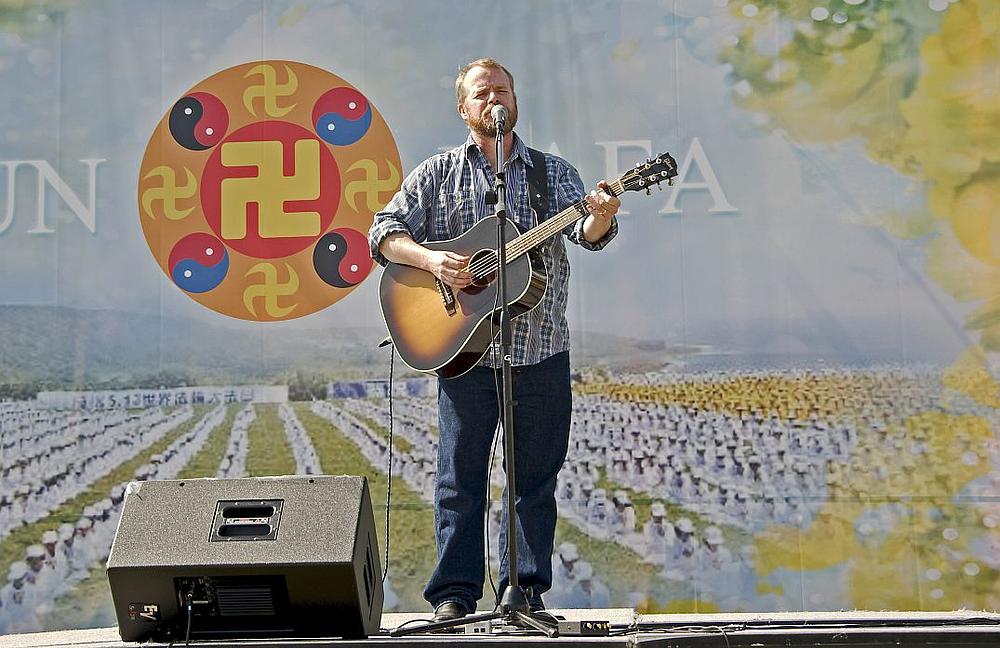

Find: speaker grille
<box><xmin>216</xmin><ymin>583</ymin><xmax>277</xmax><ymax>616</ymax></box>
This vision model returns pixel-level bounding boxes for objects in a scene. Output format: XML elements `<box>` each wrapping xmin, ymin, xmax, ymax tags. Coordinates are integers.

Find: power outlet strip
<box><xmin>462</xmin><ymin>619</ymin><xmax>494</xmax><ymax>634</ymax></box>
<box><xmin>558</xmin><ymin>620</ymin><xmax>611</xmax><ymax>636</ymax></box>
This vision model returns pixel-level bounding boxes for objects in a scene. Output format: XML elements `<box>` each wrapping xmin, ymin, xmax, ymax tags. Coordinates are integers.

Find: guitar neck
<box><xmin>505</xmin><ymin>178</ymin><xmax>625</xmax><ymax>261</ymax></box>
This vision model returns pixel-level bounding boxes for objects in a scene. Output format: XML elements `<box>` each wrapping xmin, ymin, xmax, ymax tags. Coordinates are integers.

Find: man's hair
<box><xmin>455</xmin><ymin>57</ymin><xmax>515</xmax><ymax>105</ymax></box>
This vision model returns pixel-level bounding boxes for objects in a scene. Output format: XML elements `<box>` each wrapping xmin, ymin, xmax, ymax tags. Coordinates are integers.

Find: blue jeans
<box><xmin>424</xmin><ymin>351</ymin><xmax>571</xmax><ymax>612</ymax></box>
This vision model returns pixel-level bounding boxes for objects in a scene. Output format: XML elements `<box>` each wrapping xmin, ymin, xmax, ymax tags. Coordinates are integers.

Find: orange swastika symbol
<box><xmin>220</xmin><ymin>139</ymin><xmax>321</xmax><ymax>240</ymax></box>
<box><xmin>141</xmin><ymin>166</ymin><xmax>197</xmax><ymax>220</ymax></box>
<box><xmin>345</xmin><ymin>159</ymin><xmax>401</xmax><ymax>212</ymax></box>
<box><xmin>139</xmin><ymin>60</ymin><xmax>400</xmax><ymax>321</ymax></box>
<box><xmin>243</xmin><ymin>262</ymin><xmax>299</xmax><ymax>318</ymax></box>
<box><xmin>243</xmin><ymin>63</ymin><xmax>298</xmax><ymax>118</ymax></box>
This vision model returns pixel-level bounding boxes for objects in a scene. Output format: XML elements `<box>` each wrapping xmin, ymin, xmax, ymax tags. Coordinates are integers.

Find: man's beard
<box><xmin>468</xmin><ymin>103</ymin><xmax>518</xmax><ymax>138</ymax></box>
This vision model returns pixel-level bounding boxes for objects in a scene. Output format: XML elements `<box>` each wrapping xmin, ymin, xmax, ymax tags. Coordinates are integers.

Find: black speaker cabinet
<box><xmin>107</xmin><ymin>475</ymin><xmax>382</xmax><ymax>641</ymax></box>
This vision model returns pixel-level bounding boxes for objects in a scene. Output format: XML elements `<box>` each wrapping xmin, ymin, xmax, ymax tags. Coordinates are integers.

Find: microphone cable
<box><xmin>485</xmin><ymin>262</ymin><xmax>505</xmax><ymax>610</ymax></box>
<box><xmin>382</xmin><ymin>341</ymin><xmax>395</xmax><ymax>583</ymax></box>
<box><xmin>183</xmin><ymin>593</ymin><xmax>193</xmax><ymax>646</ymax></box>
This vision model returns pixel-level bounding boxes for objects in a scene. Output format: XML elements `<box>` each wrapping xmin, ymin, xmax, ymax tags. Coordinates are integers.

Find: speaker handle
<box><xmin>210</xmin><ymin>499</ymin><xmax>284</xmax><ymax>542</ymax></box>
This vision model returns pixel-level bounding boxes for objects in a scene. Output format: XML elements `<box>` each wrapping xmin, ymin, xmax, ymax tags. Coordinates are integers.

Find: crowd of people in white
<box><xmin>0</xmin><ymin>365</ymin><xmax>996</xmax><ymax>631</ymax></box>
<box><xmin>0</xmin><ymin>405</ymin><xmax>227</xmax><ymax>633</ymax></box>
<box><xmin>316</xmin><ymin>394</ymin><xmax>623</xmax><ymax>609</ymax></box>
<box><xmin>278</xmin><ymin>404</ymin><xmax>321</xmax><ymax>476</ymax></box>
<box><xmin>216</xmin><ymin>405</ymin><xmax>253</xmax><ymax>479</ymax></box>
<box><xmin>1</xmin><ymin>407</ymin><xmax>192</xmax><ymax>540</ymax></box>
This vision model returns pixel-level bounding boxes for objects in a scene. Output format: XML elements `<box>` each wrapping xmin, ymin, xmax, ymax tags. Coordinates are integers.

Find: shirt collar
<box><xmin>463</xmin><ymin>132</ymin><xmax>532</xmax><ymax>168</ymax></box>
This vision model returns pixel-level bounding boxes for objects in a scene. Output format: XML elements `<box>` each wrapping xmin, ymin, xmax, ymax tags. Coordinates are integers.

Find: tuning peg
<box><xmin>657</xmin><ymin>183</ymin><xmax>663</xmax><ymax>191</ymax></box>
<box><xmin>645</xmin><ymin>187</ymin><xmax>651</xmax><ymax>196</ymax></box>
<box><xmin>668</xmin><ymin>178</ymin><xmax>675</xmax><ymax>186</ymax></box>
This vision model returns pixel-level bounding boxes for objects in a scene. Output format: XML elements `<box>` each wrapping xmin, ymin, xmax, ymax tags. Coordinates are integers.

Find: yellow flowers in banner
<box><xmin>898</xmin><ymin>0</ymin><xmax>1000</xmax><ymax>349</ymax></box>
<box><xmin>720</xmin><ymin>2</ymin><xmax>924</xmax><ymax>153</ymax></box>
<box><xmin>720</xmin><ymin>0</ymin><xmax>1000</xmax><ymax>612</ymax></box>
<box><xmin>723</xmin><ymin>1</ymin><xmax>1000</xmax><ymax>352</ymax></box>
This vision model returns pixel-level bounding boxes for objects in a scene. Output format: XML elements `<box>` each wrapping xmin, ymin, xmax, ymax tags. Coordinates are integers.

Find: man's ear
<box><xmin>457</xmin><ymin>103</ymin><xmax>468</xmax><ymax>121</ymax></box>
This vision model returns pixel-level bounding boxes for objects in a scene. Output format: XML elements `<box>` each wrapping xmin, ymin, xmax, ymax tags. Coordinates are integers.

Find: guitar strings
<box><xmin>463</xmin><ymin>179</ymin><xmax>626</xmax><ymax>279</ymax></box>
<box><xmin>463</xmin><ymin>203</ymin><xmax>580</xmax><ymax>278</ymax></box>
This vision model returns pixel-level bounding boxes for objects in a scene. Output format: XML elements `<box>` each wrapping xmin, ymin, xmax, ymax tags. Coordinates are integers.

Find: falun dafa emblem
<box><xmin>138</xmin><ymin>61</ymin><xmax>401</xmax><ymax>321</ymax></box>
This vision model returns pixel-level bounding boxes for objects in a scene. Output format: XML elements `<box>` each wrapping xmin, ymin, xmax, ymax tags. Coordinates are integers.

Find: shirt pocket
<box><xmin>430</xmin><ymin>189</ymin><xmax>475</xmax><ymax>240</ymax></box>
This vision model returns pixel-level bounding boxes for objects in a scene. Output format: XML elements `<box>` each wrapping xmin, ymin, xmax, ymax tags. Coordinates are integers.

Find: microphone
<box><xmin>490</xmin><ymin>104</ymin><xmax>507</xmax><ymax>130</ymax></box>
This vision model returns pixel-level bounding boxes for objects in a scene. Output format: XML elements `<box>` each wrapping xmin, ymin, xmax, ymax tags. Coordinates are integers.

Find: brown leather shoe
<box><xmin>432</xmin><ymin>601</ymin><xmax>468</xmax><ymax>623</ymax></box>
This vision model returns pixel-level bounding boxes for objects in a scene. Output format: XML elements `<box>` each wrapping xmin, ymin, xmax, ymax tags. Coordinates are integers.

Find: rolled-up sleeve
<box><xmin>556</xmin><ymin>163</ymin><xmax>618</xmax><ymax>251</ymax></box>
<box><xmin>368</xmin><ymin>159</ymin><xmax>440</xmax><ymax>266</ymax></box>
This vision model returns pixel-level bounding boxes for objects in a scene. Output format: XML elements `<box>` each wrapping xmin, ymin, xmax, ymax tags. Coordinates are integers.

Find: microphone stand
<box><xmin>392</xmin><ymin>115</ymin><xmax>558</xmax><ymax>638</ymax></box>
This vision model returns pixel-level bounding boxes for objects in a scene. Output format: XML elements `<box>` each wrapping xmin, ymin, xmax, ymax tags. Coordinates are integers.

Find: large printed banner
<box><xmin>1</xmin><ymin>0</ymin><xmax>999</xmax><ymax>633</ymax></box>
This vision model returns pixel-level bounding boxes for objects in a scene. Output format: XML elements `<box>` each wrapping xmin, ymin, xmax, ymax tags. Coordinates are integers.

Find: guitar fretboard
<box><xmin>504</xmin><ymin>179</ymin><xmax>625</xmax><ymax>260</ymax></box>
<box><xmin>465</xmin><ymin>180</ymin><xmax>624</xmax><ymax>279</ymax></box>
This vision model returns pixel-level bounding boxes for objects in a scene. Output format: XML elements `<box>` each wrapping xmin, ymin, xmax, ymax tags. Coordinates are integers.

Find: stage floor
<box><xmin>2</xmin><ymin>610</ymin><xmax>1000</xmax><ymax>648</ymax></box>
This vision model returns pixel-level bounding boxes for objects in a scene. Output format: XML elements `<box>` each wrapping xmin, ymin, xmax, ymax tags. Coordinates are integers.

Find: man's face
<box><xmin>458</xmin><ymin>65</ymin><xmax>517</xmax><ymax>138</ymax></box>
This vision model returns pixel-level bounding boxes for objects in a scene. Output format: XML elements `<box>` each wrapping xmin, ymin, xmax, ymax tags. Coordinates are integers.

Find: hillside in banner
<box><xmin>0</xmin><ymin>305</ymin><xmax>384</xmax><ymax>392</ymax></box>
<box><xmin>0</xmin><ymin>306</ymin><xmax>680</xmax><ymax>396</ymax></box>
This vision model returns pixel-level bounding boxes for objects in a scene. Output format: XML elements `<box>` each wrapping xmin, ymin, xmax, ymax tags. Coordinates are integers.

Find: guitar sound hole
<box><xmin>468</xmin><ymin>250</ymin><xmax>497</xmax><ymax>289</ymax></box>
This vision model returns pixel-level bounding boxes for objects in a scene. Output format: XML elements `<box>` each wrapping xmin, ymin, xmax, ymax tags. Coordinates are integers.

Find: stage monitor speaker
<box><xmin>106</xmin><ymin>475</ymin><xmax>382</xmax><ymax>641</ymax></box>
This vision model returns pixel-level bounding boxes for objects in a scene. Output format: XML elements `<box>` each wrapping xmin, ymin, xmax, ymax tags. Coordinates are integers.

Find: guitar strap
<box><xmin>525</xmin><ymin>147</ymin><xmax>550</xmax><ymax>220</ymax></box>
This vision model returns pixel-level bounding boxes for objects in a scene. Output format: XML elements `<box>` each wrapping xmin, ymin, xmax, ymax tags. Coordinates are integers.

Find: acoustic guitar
<box><xmin>379</xmin><ymin>152</ymin><xmax>677</xmax><ymax>378</ymax></box>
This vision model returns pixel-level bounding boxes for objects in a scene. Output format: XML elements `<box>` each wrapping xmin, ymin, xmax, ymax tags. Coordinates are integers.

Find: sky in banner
<box><xmin>0</xmin><ymin>0</ymin><xmax>979</xmax><ymax>368</ymax></box>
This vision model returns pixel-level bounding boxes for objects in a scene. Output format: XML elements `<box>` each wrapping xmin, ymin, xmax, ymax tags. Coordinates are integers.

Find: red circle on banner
<box><xmin>200</xmin><ymin>120</ymin><xmax>341</xmax><ymax>259</ymax></box>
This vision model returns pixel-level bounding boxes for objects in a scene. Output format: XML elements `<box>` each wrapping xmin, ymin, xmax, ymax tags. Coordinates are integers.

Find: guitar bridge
<box><xmin>436</xmin><ymin>278</ymin><xmax>457</xmax><ymax>316</ymax></box>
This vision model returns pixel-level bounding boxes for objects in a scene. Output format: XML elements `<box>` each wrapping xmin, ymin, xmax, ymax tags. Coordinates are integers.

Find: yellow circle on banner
<box><xmin>950</xmin><ymin>177</ymin><xmax>1000</xmax><ymax>268</ymax></box>
<box><xmin>137</xmin><ymin>60</ymin><xmax>401</xmax><ymax>321</ymax></box>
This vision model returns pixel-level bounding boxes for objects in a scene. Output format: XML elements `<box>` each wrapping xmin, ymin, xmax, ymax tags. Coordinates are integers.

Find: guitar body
<box><xmin>377</xmin><ymin>151</ymin><xmax>677</xmax><ymax>379</ymax></box>
<box><xmin>378</xmin><ymin>216</ymin><xmax>548</xmax><ymax>379</ymax></box>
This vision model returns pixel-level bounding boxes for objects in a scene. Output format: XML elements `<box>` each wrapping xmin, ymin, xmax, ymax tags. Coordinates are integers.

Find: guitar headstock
<box><xmin>619</xmin><ymin>152</ymin><xmax>678</xmax><ymax>195</ymax></box>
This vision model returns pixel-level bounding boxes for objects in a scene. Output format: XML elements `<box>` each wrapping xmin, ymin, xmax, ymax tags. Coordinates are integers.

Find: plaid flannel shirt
<box><xmin>369</xmin><ymin>133</ymin><xmax>617</xmax><ymax>368</ymax></box>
